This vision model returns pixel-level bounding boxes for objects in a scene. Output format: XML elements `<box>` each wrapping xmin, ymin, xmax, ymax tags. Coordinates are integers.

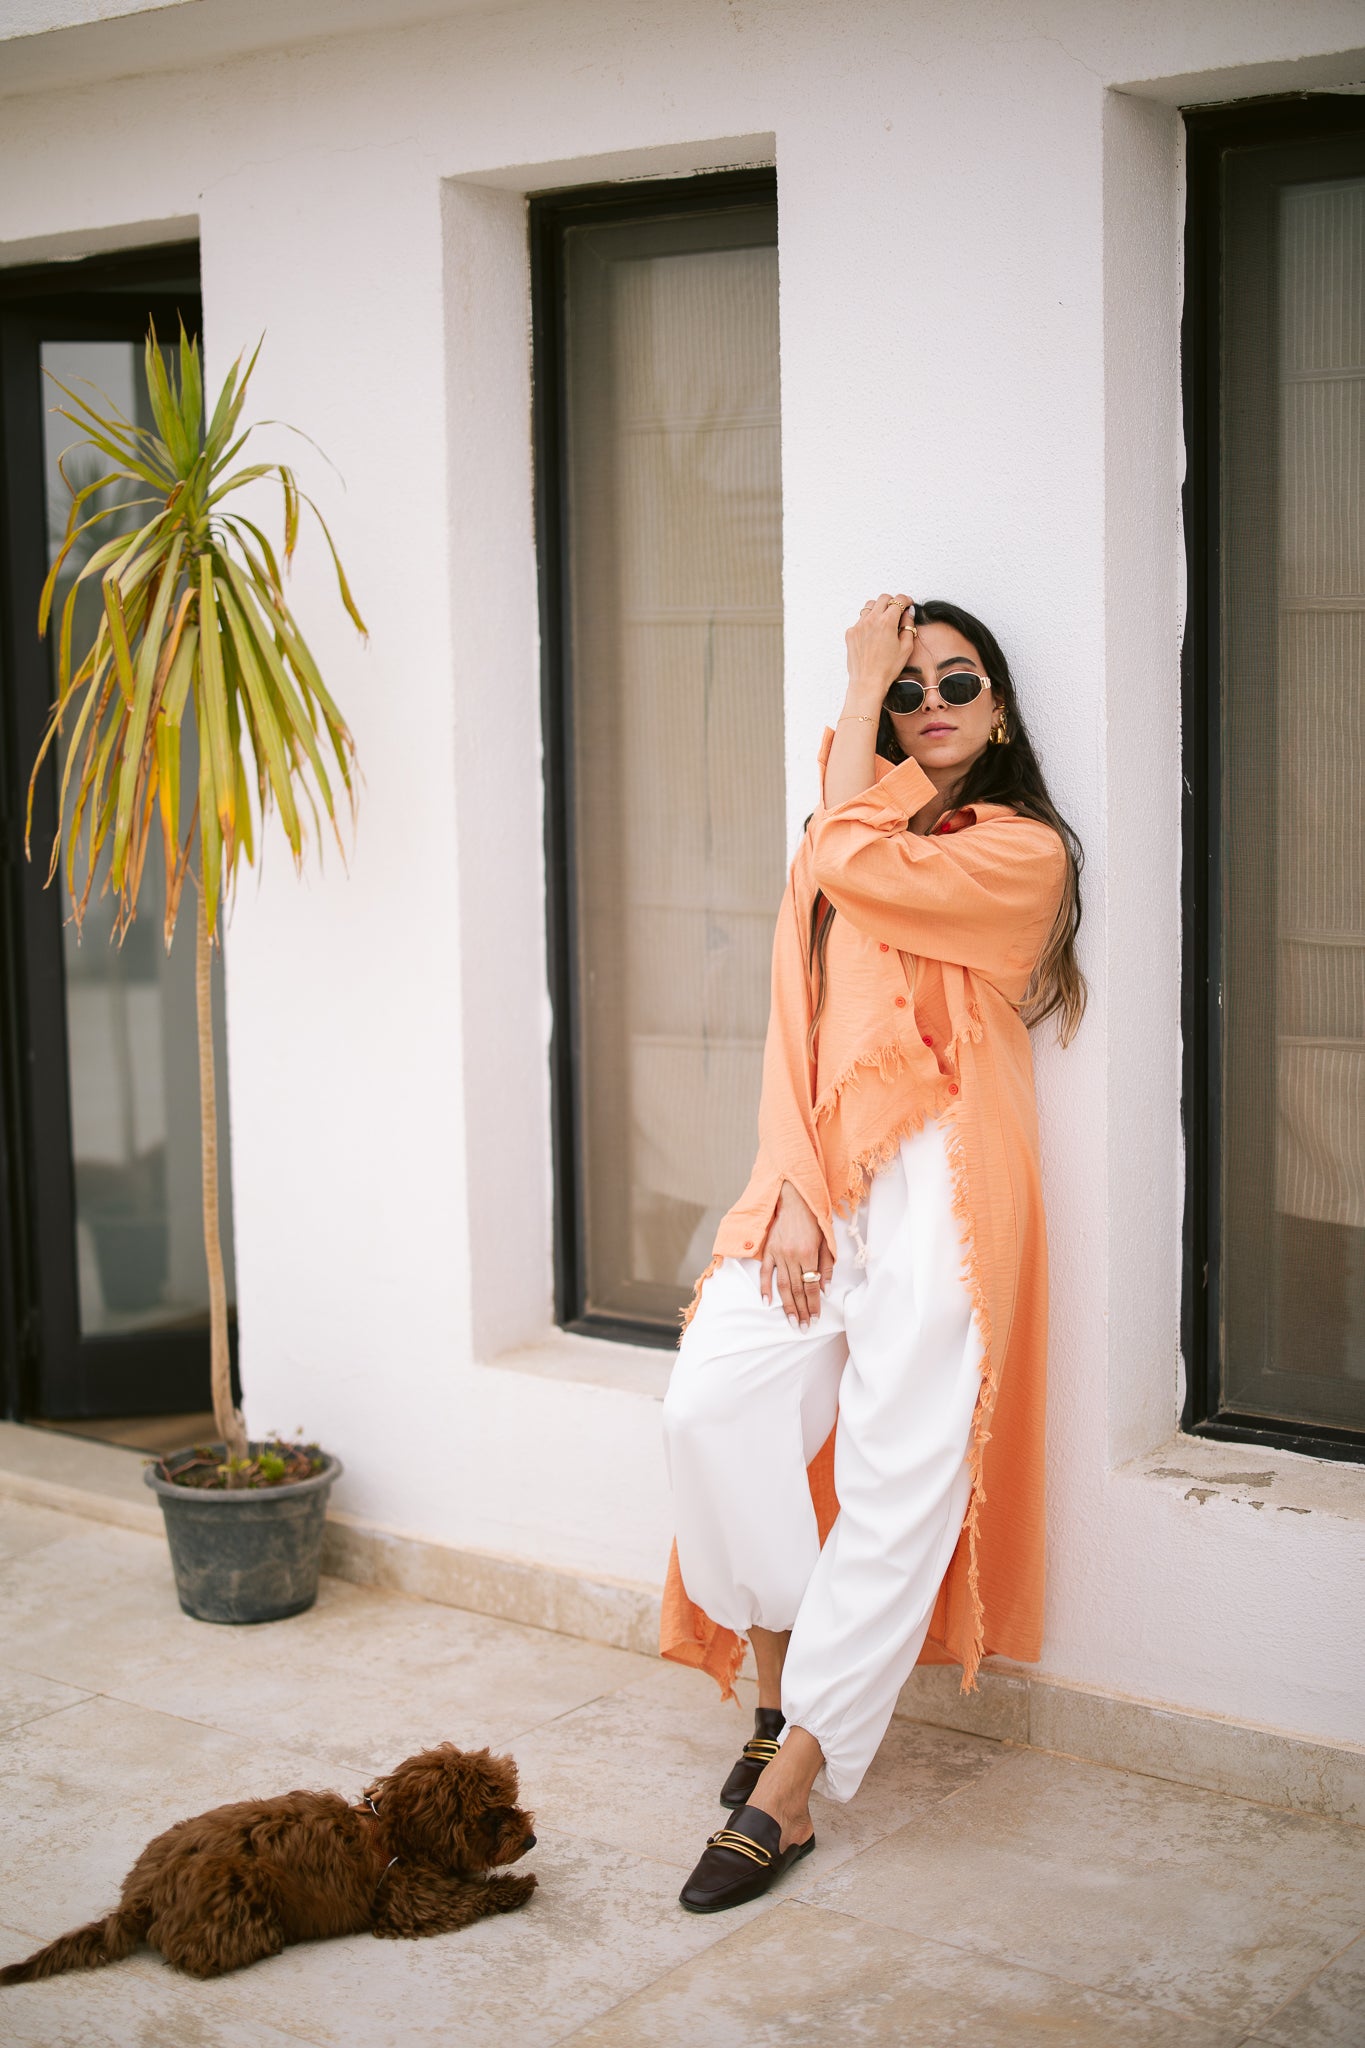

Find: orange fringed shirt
<box><xmin>660</xmin><ymin>727</ymin><xmax>1068</xmax><ymax>1701</ymax></box>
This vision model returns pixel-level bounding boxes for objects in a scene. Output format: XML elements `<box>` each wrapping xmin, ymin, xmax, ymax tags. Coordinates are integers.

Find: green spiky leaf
<box><xmin>26</xmin><ymin>321</ymin><xmax>364</xmax><ymax>952</ymax></box>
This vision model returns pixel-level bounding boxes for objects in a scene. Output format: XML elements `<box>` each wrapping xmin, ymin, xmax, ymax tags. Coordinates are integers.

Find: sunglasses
<box><xmin>884</xmin><ymin>670</ymin><xmax>990</xmax><ymax>716</ymax></box>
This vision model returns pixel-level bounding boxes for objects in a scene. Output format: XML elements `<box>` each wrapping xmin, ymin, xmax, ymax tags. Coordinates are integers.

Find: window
<box><xmin>0</xmin><ymin>243</ymin><xmax>237</xmax><ymax>1423</ymax></box>
<box><xmin>532</xmin><ymin>171</ymin><xmax>784</xmax><ymax>1343</ymax></box>
<box><xmin>1183</xmin><ymin>100</ymin><xmax>1365</xmax><ymax>1457</ymax></box>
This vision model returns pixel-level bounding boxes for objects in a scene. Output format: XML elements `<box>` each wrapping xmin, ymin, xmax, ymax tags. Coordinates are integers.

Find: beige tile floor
<box><xmin>0</xmin><ymin>1496</ymin><xmax>1361</xmax><ymax>2048</ymax></box>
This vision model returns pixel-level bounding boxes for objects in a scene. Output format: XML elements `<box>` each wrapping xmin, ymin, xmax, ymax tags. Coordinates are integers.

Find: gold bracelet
<box><xmin>837</xmin><ymin>712</ymin><xmax>877</xmax><ymax>724</ymax></box>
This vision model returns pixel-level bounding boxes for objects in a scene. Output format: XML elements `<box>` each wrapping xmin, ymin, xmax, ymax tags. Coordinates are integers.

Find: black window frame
<box><xmin>0</xmin><ymin>238</ymin><xmax>239</xmax><ymax>1423</ymax></box>
<box><xmin>1181</xmin><ymin>96</ymin><xmax>1365</xmax><ymax>1463</ymax></box>
<box><xmin>530</xmin><ymin>166</ymin><xmax>780</xmax><ymax>1349</ymax></box>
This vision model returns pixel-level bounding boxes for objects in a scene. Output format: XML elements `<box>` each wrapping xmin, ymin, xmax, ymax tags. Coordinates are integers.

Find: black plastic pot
<box><xmin>144</xmin><ymin>1443</ymin><xmax>344</xmax><ymax>1624</ymax></box>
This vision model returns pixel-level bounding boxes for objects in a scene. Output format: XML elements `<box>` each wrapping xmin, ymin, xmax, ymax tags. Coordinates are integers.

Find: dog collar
<box><xmin>357</xmin><ymin>1794</ymin><xmax>398</xmax><ymax>1879</ymax></box>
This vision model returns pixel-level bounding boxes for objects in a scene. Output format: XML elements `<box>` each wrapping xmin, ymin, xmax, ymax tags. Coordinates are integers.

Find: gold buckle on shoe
<box><xmin>740</xmin><ymin>1736</ymin><xmax>781</xmax><ymax>1765</ymax></box>
<box><xmin>706</xmin><ymin>1829</ymin><xmax>773</xmax><ymax>1868</ymax></box>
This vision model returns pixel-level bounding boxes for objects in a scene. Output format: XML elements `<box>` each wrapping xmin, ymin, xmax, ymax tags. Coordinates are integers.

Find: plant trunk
<box><xmin>197</xmin><ymin>885</ymin><xmax>247</xmax><ymax>1471</ymax></box>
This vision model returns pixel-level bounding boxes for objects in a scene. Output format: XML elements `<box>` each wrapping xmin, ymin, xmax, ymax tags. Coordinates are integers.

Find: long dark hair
<box><xmin>807</xmin><ymin>598</ymin><xmax>1087</xmax><ymax>1049</ymax></box>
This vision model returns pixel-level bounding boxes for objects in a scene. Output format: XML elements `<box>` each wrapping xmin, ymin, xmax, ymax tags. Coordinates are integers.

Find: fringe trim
<box><xmin>943</xmin><ymin>998</ymin><xmax>985</xmax><ymax>1071</ymax></box>
<box><xmin>677</xmin><ymin>1254</ymin><xmax>723</xmax><ymax>1344</ymax></box>
<box><xmin>937</xmin><ymin>1087</ymin><xmax>997</xmax><ymax>1694</ymax></box>
<box><xmin>714</xmin><ymin>1630</ymin><xmax>747</xmax><ymax>1704</ymax></box>
<box><xmin>813</xmin><ymin>1034</ymin><xmax>913</xmax><ymax>1127</ymax></box>
<box><xmin>829</xmin><ymin>1097</ymin><xmax>935</xmax><ymax>1221</ymax></box>
<box><xmin>827</xmin><ymin>1082</ymin><xmax>997</xmax><ymax>1689</ymax></box>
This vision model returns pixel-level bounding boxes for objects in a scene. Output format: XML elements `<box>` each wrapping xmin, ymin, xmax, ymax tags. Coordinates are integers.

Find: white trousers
<box><xmin>662</xmin><ymin>1116</ymin><xmax>984</xmax><ymax>1803</ymax></box>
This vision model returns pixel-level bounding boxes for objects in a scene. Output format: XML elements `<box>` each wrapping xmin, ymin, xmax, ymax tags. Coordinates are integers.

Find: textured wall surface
<box><xmin>2</xmin><ymin>0</ymin><xmax>1363</xmax><ymax>1747</ymax></box>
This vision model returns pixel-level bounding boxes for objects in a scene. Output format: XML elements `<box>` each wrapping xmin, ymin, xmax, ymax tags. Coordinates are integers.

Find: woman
<box><xmin>659</xmin><ymin>593</ymin><xmax>1085</xmax><ymax>1915</ymax></box>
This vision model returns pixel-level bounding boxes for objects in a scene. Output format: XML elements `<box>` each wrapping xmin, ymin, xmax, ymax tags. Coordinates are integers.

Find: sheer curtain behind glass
<box><xmin>1221</xmin><ymin>144</ymin><xmax>1365</xmax><ymax>1429</ymax></box>
<box><xmin>40</xmin><ymin>341</ymin><xmax>236</xmax><ymax>1338</ymax></box>
<box><xmin>564</xmin><ymin>205</ymin><xmax>783</xmax><ymax>1326</ymax></box>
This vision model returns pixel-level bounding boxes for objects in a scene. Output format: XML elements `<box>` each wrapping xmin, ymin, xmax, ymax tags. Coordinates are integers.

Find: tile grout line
<box><xmin>3</xmin><ymin>1682</ymin><xmax>787</xmax><ymax>1879</ymax></box>
<box><xmin>7</xmin><ymin>1657</ymin><xmax>638</xmax><ymax>1784</ymax></box>
<box><xmin>481</xmin><ymin>1651</ymin><xmax>753</xmax><ymax>1750</ymax></box>
<box><xmin>5</xmin><ymin>1654</ymin><xmax>1356</xmax><ymax>1841</ymax></box>
<box><xmin>4</xmin><ymin>1677</ymin><xmax>376</xmax><ymax>1790</ymax></box>
<box><xmin>781</xmin><ymin>1888</ymin><xmax>1342</xmax><ymax>2036</ymax></box>
<box><xmin>4</xmin><ymin>1906</ymin><xmax>401</xmax><ymax>2041</ymax></box>
<box><xmin>0</xmin><ymin>1693</ymin><xmax>98</xmax><ymax>1739</ymax></box>
<box><xmin>486</xmin><ymin>1679</ymin><xmax>659</xmax><ymax>1749</ymax></box>
<box><xmin>90</xmin><ymin>1952</ymin><xmax>340</xmax><ymax>2047</ymax></box>
<box><xmin>1230</xmin><ymin>1922</ymin><xmax>1365</xmax><ymax>2040</ymax></box>
<box><xmin>509</xmin><ymin>1747</ymin><xmax>1018</xmax><ymax>1876</ymax></box>
<box><xmin>897</xmin><ymin>1726</ymin><xmax>1365</xmax><ymax>1838</ymax></box>
<box><xmin>86</xmin><ymin>1693</ymin><xmax>383</xmax><ymax>1786</ymax></box>
<box><xmin>1019</xmin><ymin>1733</ymin><xmax>1365</xmax><ymax>1831</ymax></box>
<box><xmin>544</xmin><ymin>1895</ymin><xmax>791</xmax><ymax>2047</ymax></box>
<box><xmin>5</xmin><ymin>1635</ymin><xmax>713</xmax><ymax>1792</ymax></box>
<box><xmin>542</xmin><ymin>1756</ymin><xmax>1131</xmax><ymax>2048</ymax></box>
<box><xmin>523</xmin><ymin>1820</ymin><xmax>721</xmax><ymax>1878</ymax></box>
<box><xmin>781</xmin><ymin>1896</ymin><xmax>1269</xmax><ymax>2037</ymax></box>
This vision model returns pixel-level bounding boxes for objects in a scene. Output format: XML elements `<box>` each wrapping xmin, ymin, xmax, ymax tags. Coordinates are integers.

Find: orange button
<box><xmin>894</xmin><ymin>996</ymin><xmax>906</xmax><ymax>1009</ymax></box>
<box><xmin>948</xmin><ymin>1083</ymin><xmax>959</xmax><ymax>1095</ymax></box>
<box><xmin>878</xmin><ymin>942</ymin><xmax>889</xmax><ymax>952</ymax></box>
<box><xmin>922</xmin><ymin>1033</ymin><xmax>933</xmax><ymax>1046</ymax></box>
<box><xmin>743</xmin><ymin>1239</ymin><xmax>754</xmax><ymax>1249</ymax></box>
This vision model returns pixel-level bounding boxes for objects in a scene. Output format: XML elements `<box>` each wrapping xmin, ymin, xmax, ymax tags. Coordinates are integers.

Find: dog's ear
<box><xmin>477</xmin><ymin>1751</ymin><xmax>520</xmax><ymax>1808</ymax></box>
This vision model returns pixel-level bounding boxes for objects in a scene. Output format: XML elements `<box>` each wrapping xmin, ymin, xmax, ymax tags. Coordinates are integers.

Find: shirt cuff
<box><xmin>824</xmin><ymin>751</ymin><xmax>937</xmax><ymax>826</ymax></box>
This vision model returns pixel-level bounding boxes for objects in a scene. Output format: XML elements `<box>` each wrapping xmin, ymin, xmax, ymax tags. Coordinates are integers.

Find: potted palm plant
<box><xmin>30</xmin><ymin>325</ymin><xmax>365</xmax><ymax>1623</ymax></box>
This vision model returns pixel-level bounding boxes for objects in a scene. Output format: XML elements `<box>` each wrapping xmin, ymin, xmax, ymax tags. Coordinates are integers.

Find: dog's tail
<box><xmin>0</xmin><ymin>1906</ymin><xmax>145</xmax><ymax>1985</ymax></box>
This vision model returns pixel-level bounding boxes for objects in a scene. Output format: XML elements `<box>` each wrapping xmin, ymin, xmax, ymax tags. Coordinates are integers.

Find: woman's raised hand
<box><xmin>826</xmin><ymin>592</ymin><xmax>918</xmax><ymax>809</ymax></box>
<box><xmin>844</xmin><ymin>592</ymin><xmax>917</xmax><ymax>701</ymax></box>
<box><xmin>761</xmin><ymin>1181</ymin><xmax>835</xmax><ymax>1329</ymax></box>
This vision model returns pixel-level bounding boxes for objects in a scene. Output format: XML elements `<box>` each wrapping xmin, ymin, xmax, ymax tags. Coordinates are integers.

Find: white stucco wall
<box><xmin>2</xmin><ymin>0</ymin><xmax>1363</xmax><ymax>1748</ymax></box>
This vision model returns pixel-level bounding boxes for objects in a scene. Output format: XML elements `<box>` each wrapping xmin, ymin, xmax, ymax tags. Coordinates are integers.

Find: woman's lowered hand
<box><xmin>761</xmin><ymin>1181</ymin><xmax>834</xmax><ymax>1329</ymax></box>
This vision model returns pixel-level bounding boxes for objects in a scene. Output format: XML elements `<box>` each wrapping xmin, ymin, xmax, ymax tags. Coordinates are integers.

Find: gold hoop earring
<box><xmin>989</xmin><ymin>713</ymin><xmax>1009</xmax><ymax>746</ymax></box>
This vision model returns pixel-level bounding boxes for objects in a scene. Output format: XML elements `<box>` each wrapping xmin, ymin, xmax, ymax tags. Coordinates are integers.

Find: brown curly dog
<box><xmin>0</xmin><ymin>1742</ymin><xmax>536</xmax><ymax>1983</ymax></box>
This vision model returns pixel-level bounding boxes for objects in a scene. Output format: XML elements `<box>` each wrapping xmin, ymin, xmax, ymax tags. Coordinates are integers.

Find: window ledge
<box><xmin>479</xmin><ymin>1328</ymin><xmax>671</xmax><ymax>1400</ymax></box>
<box><xmin>1123</xmin><ymin>1433</ymin><xmax>1365</xmax><ymax>1524</ymax></box>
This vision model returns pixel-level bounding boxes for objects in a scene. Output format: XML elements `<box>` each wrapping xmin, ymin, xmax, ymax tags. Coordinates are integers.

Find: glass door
<box><xmin>0</xmin><ymin>246</ymin><xmax>236</xmax><ymax>1421</ymax></box>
